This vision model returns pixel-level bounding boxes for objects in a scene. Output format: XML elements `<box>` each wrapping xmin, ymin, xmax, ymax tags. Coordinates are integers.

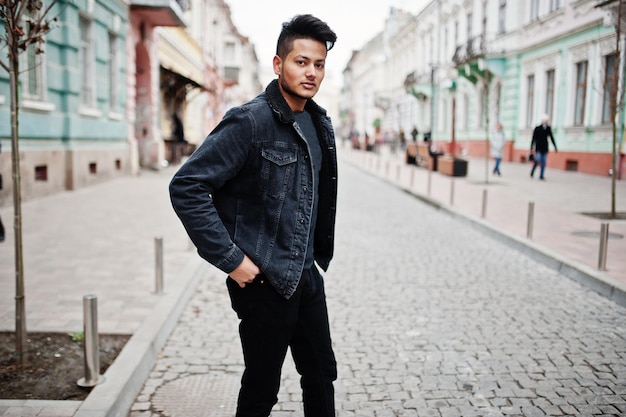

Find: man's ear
<box><xmin>273</xmin><ymin>55</ymin><xmax>282</xmax><ymax>76</ymax></box>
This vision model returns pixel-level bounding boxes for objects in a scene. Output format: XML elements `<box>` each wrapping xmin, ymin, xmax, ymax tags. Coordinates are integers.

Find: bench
<box><xmin>406</xmin><ymin>143</ymin><xmax>445</xmax><ymax>171</ymax></box>
<box><xmin>438</xmin><ymin>156</ymin><xmax>468</xmax><ymax>177</ymax></box>
<box><xmin>405</xmin><ymin>143</ymin><xmax>419</xmax><ymax>164</ymax></box>
<box><xmin>417</xmin><ymin>144</ymin><xmax>432</xmax><ymax>169</ymax></box>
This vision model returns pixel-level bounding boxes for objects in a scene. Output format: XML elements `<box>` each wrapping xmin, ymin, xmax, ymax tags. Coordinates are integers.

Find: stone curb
<box><xmin>74</xmin><ymin>255</ymin><xmax>208</xmax><ymax>417</ymax></box>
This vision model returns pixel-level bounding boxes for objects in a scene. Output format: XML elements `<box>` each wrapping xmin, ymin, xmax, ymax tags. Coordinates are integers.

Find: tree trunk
<box><xmin>611</xmin><ymin>0</ymin><xmax>624</xmax><ymax>219</ymax></box>
<box><xmin>8</xmin><ymin>27</ymin><xmax>27</xmax><ymax>366</ymax></box>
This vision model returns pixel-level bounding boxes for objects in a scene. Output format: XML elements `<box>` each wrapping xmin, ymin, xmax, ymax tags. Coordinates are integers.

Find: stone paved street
<box><xmin>128</xmin><ymin>161</ymin><xmax>626</xmax><ymax>417</ymax></box>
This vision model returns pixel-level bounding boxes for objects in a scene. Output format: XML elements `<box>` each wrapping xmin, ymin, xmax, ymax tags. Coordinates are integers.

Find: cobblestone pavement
<box><xmin>128</xmin><ymin>161</ymin><xmax>626</xmax><ymax>417</ymax></box>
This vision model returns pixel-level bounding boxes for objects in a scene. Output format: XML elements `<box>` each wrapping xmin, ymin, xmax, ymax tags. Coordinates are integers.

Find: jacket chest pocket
<box><xmin>261</xmin><ymin>147</ymin><xmax>299</xmax><ymax>197</ymax></box>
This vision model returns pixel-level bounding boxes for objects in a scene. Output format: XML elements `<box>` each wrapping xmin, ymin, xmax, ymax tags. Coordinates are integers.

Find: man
<box><xmin>169</xmin><ymin>14</ymin><xmax>338</xmax><ymax>417</ymax></box>
<box><xmin>530</xmin><ymin>115</ymin><xmax>557</xmax><ymax>180</ymax></box>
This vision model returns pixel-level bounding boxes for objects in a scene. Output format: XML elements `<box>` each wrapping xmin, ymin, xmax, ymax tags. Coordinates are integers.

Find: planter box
<box><xmin>438</xmin><ymin>156</ymin><xmax>468</xmax><ymax>177</ymax></box>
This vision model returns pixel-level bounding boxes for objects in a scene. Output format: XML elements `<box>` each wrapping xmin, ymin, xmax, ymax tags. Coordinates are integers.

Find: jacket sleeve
<box><xmin>549</xmin><ymin>128</ymin><xmax>557</xmax><ymax>151</ymax></box>
<box><xmin>168</xmin><ymin>108</ymin><xmax>251</xmax><ymax>274</ymax></box>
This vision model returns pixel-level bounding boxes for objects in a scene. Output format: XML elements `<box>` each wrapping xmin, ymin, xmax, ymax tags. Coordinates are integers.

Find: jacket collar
<box><xmin>265</xmin><ymin>79</ymin><xmax>327</xmax><ymax>124</ymax></box>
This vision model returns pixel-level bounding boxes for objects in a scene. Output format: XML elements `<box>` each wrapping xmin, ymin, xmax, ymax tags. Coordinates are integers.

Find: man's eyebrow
<box><xmin>294</xmin><ymin>54</ymin><xmax>326</xmax><ymax>62</ymax></box>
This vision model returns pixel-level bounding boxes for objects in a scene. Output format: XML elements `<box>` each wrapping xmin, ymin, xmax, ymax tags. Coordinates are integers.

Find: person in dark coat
<box><xmin>530</xmin><ymin>115</ymin><xmax>557</xmax><ymax>180</ymax></box>
<box><xmin>169</xmin><ymin>14</ymin><xmax>338</xmax><ymax>416</ymax></box>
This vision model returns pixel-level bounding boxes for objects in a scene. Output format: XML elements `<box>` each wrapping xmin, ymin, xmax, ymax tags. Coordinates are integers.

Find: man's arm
<box><xmin>169</xmin><ymin>109</ymin><xmax>254</xmax><ymax>277</ymax></box>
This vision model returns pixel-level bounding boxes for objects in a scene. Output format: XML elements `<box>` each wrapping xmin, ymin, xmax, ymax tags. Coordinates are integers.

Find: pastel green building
<box><xmin>0</xmin><ymin>0</ymin><xmax>130</xmax><ymax>205</ymax></box>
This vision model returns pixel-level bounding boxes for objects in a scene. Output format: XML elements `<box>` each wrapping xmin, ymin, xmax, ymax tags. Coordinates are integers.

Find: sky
<box><xmin>225</xmin><ymin>0</ymin><xmax>429</xmax><ymax>87</ymax></box>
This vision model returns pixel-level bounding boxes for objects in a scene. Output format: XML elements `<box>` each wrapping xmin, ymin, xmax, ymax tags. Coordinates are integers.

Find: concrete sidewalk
<box><xmin>0</xmin><ymin>147</ymin><xmax>625</xmax><ymax>416</ymax></box>
<box><xmin>0</xmin><ymin>165</ymin><xmax>208</xmax><ymax>417</ymax></box>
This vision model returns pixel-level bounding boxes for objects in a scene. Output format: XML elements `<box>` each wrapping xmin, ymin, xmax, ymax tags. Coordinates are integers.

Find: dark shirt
<box><xmin>294</xmin><ymin>110</ymin><xmax>321</xmax><ymax>269</ymax></box>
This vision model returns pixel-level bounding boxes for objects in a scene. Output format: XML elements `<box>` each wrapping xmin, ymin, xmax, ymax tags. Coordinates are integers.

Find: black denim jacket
<box><xmin>169</xmin><ymin>80</ymin><xmax>337</xmax><ymax>298</ymax></box>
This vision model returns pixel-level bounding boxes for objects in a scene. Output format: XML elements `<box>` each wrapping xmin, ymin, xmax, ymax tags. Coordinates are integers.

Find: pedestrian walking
<box><xmin>490</xmin><ymin>122</ymin><xmax>505</xmax><ymax>176</ymax></box>
<box><xmin>169</xmin><ymin>14</ymin><xmax>338</xmax><ymax>417</ymax></box>
<box><xmin>530</xmin><ymin>114</ymin><xmax>557</xmax><ymax>180</ymax></box>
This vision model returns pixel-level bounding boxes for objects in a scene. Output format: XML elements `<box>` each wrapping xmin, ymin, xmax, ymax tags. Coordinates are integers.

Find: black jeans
<box><xmin>226</xmin><ymin>266</ymin><xmax>337</xmax><ymax>417</ymax></box>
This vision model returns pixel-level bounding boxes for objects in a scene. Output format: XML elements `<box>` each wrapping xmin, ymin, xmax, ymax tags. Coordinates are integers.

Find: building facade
<box><xmin>342</xmin><ymin>0</ymin><xmax>626</xmax><ymax>178</ymax></box>
<box><xmin>0</xmin><ymin>0</ymin><xmax>132</xmax><ymax>205</ymax></box>
<box><xmin>0</xmin><ymin>0</ymin><xmax>262</xmax><ymax>205</ymax></box>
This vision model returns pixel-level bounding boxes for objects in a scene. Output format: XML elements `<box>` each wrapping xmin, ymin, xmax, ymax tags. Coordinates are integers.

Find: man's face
<box><xmin>273</xmin><ymin>38</ymin><xmax>327</xmax><ymax>111</ymax></box>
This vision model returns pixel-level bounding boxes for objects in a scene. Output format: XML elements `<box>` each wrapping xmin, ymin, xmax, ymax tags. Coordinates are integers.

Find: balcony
<box><xmin>452</xmin><ymin>35</ymin><xmax>486</xmax><ymax>66</ymax></box>
<box><xmin>130</xmin><ymin>0</ymin><xmax>187</xmax><ymax>27</ymax></box>
<box><xmin>596</xmin><ymin>0</ymin><xmax>626</xmax><ymax>27</ymax></box>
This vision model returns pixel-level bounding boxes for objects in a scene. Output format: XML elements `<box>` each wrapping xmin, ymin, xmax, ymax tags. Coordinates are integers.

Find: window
<box><xmin>549</xmin><ymin>0</ymin><xmax>561</xmax><ymax>12</ymax></box>
<box><xmin>429</xmin><ymin>34</ymin><xmax>433</xmax><ymax>63</ymax></box>
<box><xmin>498</xmin><ymin>0</ymin><xmax>506</xmax><ymax>34</ymax></box>
<box><xmin>79</xmin><ymin>15</ymin><xmax>95</xmax><ymax>107</ymax></box>
<box><xmin>21</xmin><ymin>5</ymin><xmax>45</xmax><ymax>100</ymax></box>
<box><xmin>545</xmin><ymin>69</ymin><xmax>555</xmax><ymax>121</ymax></box>
<box><xmin>530</xmin><ymin>0</ymin><xmax>540</xmax><ymax>21</ymax></box>
<box><xmin>494</xmin><ymin>82</ymin><xmax>501</xmax><ymax>123</ymax></box>
<box><xmin>479</xmin><ymin>86</ymin><xmax>487</xmax><ymax>128</ymax></box>
<box><xmin>23</xmin><ymin>42</ymin><xmax>45</xmax><ymax>100</ymax></box>
<box><xmin>224</xmin><ymin>66</ymin><xmax>239</xmax><ymax>82</ymax></box>
<box><xmin>526</xmin><ymin>74</ymin><xmax>535</xmax><ymax>128</ymax></box>
<box><xmin>574</xmin><ymin>61</ymin><xmax>587</xmax><ymax>126</ymax></box>
<box><xmin>602</xmin><ymin>54</ymin><xmax>618</xmax><ymax>124</ymax></box>
<box><xmin>108</xmin><ymin>32</ymin><xmax>119</xmax><ymax>112</ymax></box>
<box><xmin>481</xmin><ymin>1</ymin><xmax>487</xmax><ymax>41</ymax></box>
<box><xmin>463</xmin><ymin>93</ymin><xmax>469</xmax><ymax>130</ymax></box>
<box><xmin>224</xmin><ymin>41</ymin><xmax>236</xmax><ymax>62</ymax></box>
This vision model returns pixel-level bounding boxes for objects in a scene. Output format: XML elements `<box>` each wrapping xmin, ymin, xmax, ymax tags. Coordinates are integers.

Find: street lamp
<box><xmin>448</xmin><ymin>80</ymin><xmax>457</xmax><ymax>156</ymax></box>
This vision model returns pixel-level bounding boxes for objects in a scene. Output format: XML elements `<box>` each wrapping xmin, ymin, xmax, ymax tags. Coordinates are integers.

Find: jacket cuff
<box><xmin>215</xmin><ymin>245</ymin><xmax>245</xmax><ymax>275</ymax></box>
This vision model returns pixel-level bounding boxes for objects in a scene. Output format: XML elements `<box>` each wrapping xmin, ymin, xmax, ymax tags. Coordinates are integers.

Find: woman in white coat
<box><xmin>490</xmin><ymin>123</ymin><xmax>505</xmax><ymax>176</ymax></box>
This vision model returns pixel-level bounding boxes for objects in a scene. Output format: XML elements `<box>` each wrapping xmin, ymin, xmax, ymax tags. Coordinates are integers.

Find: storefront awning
<box><xmin>158</xmin><ymin>28</ymin><xmax>204</xmax><ymax>87</ymax></box>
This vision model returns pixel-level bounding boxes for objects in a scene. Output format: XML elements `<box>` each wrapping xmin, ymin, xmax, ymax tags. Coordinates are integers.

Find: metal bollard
<box><xmin>449</xmin><ymin>180</ymin><xmax>455</xmax><ymax>206</ymax></box>
<box><xmin>598</xmin><ymin>223</ymin><xmax>609</xmax><ymax>271</ymax></box>
<box><xmin>155</xmin><ymin>236</ymin><xmax>164</xmax><ymax>294</ymax></box>
<box><xmin>527</xmin><ymin>202</ymin><xmax>535</xmax><ymax>239</ymax></box>
<box><xmin>427</xmin><ymin>170</ymin><xmax>432</xmax><ymax>196</ymax></box>
<box><xmin>410</xmin><ymin>168</ymin><xmax>415</xmax><ymax>189</ymax></box>
<box><xmin>396</xmin><ymin>165</ymin><xmax>401</xmax><ymax>182</ymax></box>
<box><xmin>481</xmin><ymin>189</ymin><xmax>488</xmax><ymax>218</ymax></box>
<box><xmin>77</xmin><ymin>295</ymin><xmax>105</xmax><ymax>387</ymax></box>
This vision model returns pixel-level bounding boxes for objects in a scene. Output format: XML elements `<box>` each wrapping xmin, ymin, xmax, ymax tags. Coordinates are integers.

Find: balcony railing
<box><xmin>452</xmin><ymin>35</ymin><xmax>486</xmax><ymax>66</ymax></box>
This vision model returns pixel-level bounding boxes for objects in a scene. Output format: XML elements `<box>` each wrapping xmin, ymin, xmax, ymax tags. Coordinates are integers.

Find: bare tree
<box><xmin>0</xmin><ymin>0</ymin><xmax>61</xmax><ymax>364</ymax></box>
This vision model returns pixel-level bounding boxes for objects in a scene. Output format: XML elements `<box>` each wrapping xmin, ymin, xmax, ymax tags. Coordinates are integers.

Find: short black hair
<box><xmin>276</xmin><ymin>14</ymin><xmax>337</xmax><ymax>58</ymax></box>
